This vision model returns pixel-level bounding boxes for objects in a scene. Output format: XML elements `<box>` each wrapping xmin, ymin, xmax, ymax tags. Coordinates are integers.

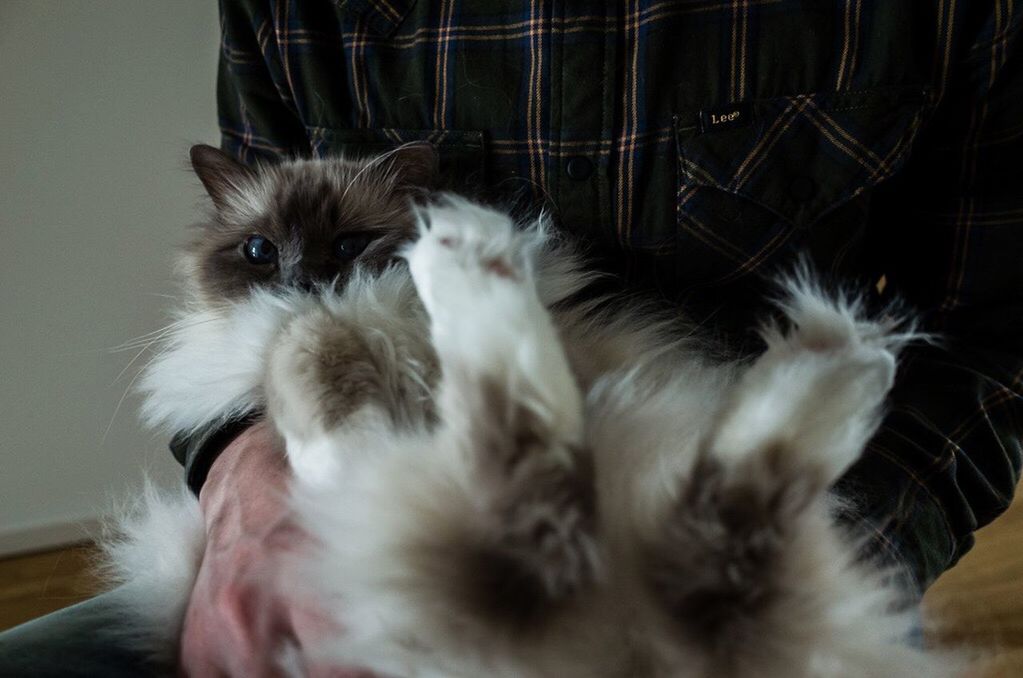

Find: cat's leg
<box><xmin>406</xmin><ymin>198</ymin><xmax>599</xmax><ymax>609</ymax></box>
<box><xmin>267</xmin><ymin>309</ymin><xmax>378</xmax><ymax>483</ymax></box>
<box><xmin>643</xmin><ymin>280</ymin><xmax>939</xmax><ymax>676</ymax></box>
<box><xmin>702</xmin><ymin>277</ymin><xmax>902</xmax><ymax>483</ymax></box>
<box><xmin>265</xmin><ymin>273</ymin><xmax>433</xmax><ymax>486</ymax></box>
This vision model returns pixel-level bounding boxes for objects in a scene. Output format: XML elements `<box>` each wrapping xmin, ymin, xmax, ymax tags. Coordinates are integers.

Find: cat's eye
<box><xmin>334</xmin><ymin>233</ymin><xmax>372</xmax><ymax>260</ymax></box>
<box><xmin>243</xmin><ymin>235</ymin><xmax>278</xmax><ymax>265</ymax></box>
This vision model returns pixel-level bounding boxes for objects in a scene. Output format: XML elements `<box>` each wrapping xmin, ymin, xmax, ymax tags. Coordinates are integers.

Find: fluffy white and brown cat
<box><xmin>102</xmin><ymin>142</ymin><xmax>959</xmax><ymax>676</ymax></box>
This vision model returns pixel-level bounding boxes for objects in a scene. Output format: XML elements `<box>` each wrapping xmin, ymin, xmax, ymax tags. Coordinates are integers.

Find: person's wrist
<box><xmin>173</xmin><ymin>414</ymin><xmax>264</xmax><ymax>497</ymax></box>
<box><xmin>199</xmin><ymin>421</ymin><xmax>289</xmax><ymax>517</ymax></box>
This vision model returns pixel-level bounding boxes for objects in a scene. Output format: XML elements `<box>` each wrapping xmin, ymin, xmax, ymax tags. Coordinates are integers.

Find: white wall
<box><xmin>0</xmin><ymin>1</ymin><xmax>221</xmax><ymax>554</ymax></box>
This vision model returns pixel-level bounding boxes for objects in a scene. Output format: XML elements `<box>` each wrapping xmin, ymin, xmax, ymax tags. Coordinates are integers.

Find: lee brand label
<box><xmin>699</xmin><ymin>102</ymin><xmax>753</xmax><ymax>133</ymax></box>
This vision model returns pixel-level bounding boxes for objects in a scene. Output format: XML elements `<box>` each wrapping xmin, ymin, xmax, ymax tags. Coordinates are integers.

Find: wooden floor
<box><xmin>924</xmin><ymin>496</ymin><xmax>1023</xmax><ymax>676</ymax></box>
<box><xmin>1</xmin><ymin>502</ymin><xmax>1021</xmax><ymax>674</ymax></box>
<box><xmin>0</xmin><ymin>543</ymin><xmax>100</xmax><ymax>633</ymax></box>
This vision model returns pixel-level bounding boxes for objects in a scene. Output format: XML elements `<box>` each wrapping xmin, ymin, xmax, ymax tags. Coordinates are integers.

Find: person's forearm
<box><xmin>835</xmin><ymin>337</ymin><xmax>1023</xmax><ymax>592</ymax></box>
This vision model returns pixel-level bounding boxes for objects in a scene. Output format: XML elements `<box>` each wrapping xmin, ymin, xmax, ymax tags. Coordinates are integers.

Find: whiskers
<box><xmin>339</xmin><ymin>144</ymin><xmax>407</xmax><ymax>204</ymax></box>
<box><xmin>101</xmin><ymin>314</ymin><xmax>218</xmax><ymax>445</ymax></box>
<box><xmin>107</xmin><ymin>317</ymin><xmax>195</xmax><ymax>356</ymax></box>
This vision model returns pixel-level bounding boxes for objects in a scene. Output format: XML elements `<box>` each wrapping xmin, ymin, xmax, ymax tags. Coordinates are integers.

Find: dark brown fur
<box><xmin>646</xmin><ymin>443</ymin><xmax>826</xmax><ymax>649</ymax></box>
<box><xmin>460</xmin><ymin>373</ymin><xmax>598</xmax><ymax>615</ymax></box>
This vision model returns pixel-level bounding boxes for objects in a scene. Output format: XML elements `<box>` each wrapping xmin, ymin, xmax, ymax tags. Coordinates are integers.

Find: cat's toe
<box><xmin>406</xmin><ymin>197</ymin><xmax>532</xmax><ymax>315</ymax></box>
<box><xmin>770</xmin><ymin>272</ymin><xmax>916</xmax><ymax>360</ymax></box>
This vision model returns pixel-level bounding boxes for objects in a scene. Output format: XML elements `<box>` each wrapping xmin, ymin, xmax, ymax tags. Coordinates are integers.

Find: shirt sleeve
<box><xmin>835</xmin><ymin>8</ymin><xmax>1023</xmax><ymax>592</ymax></box>
<box><xmin>216</xmin><ymin>0</ymin><xmax>310</xmax><ymax>163</ymax></box>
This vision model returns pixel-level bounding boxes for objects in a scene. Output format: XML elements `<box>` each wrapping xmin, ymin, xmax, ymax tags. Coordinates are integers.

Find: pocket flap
<box><xmin>676</xmin><ymin>87</ymin><xmax>931</xmax><ymax>228</ymax></box>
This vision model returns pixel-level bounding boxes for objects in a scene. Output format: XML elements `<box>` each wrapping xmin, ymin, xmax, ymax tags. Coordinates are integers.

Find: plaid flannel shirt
<box><xmin>176</xmin><ymin>0</ymin><xmax>1023</xmax><ymax>592</ymax></box>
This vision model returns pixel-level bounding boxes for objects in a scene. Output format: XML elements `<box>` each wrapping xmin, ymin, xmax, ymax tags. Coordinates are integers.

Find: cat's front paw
<box><xmin>405</xmin><ymin>196</ymin><xmax>580</xmax><ymax>439</ymax></box>
<box><xmin>266</xmin><ymin>307</ymin><xmax>384</xmax><ymax>483</ymax></box>
<box><xmin>405</xmin><ymin>196</ymin><xmax>538</xmax><ymax>331</ymax></box>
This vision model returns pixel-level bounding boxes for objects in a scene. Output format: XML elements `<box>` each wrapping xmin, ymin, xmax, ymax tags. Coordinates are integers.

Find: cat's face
<box><xmin>186</xmin><ymin>143</ymin><xmax>437</xmax><ymax>302</ymax></box>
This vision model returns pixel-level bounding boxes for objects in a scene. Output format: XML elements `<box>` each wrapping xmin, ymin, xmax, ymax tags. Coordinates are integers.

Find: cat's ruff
<box><xmin>113</xmin><ymin>190</ymin><xmax>956</xmax><ymax>676</ymax></box>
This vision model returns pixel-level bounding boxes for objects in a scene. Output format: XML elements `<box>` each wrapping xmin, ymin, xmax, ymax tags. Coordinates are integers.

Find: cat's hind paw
<box><xmin>709</xmin><ymin>272</ymin><xmax>919</xmax><ymax>493</ymax></box>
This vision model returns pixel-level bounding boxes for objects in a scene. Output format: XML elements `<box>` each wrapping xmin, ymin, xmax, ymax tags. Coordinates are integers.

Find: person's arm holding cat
<box><xmin>829</xmin><ymin>52</ymin><xmax>1023</xmax><ymax>590</ymax></box>
<box><xmin>176</xmin><ymin>1</ymin><xmax>1023</xmax><ymax>673</ymax></box>
<box><xmin>170</xmin><ymin>16</ymin><xmax>359</xmax><ymax>672</ymax></box>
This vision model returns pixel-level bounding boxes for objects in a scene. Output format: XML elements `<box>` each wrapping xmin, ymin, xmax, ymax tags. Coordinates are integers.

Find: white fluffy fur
<box><xmin>97</xmin><ymin>483</ymin><xmax>206</xmax><ymax>665</ymax></box>
<box><xmin>407</xmin><ymin>199</ymin><xmax>585</xmax><ymax>453</ymax></box>
<box><xmin>138</xmin><ymin>289</ymin><xmax>315</xmax><ymax>434</ymax></box>
<box><xmin>120</xmin><ymin>194</ymin><xmax>962</xmax><ymax>676</ymax></box>
<box><xmin>282</xmin><ymin>199</ymin><xmax>959</xmax><ymax>676</ymax></box>
<box><xmin>266</xmin><ymin>265</ymin><xmax>433</xmax><ymax>485</ymax></box>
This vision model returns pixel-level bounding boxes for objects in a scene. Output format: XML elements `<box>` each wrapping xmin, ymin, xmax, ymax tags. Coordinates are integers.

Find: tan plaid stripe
<box><xmin>941</xmin><ymin>0</ymin><xmax>1009</xmax><ymax>313</ymax></box>
<box><xmin>991</xmin><ymin>0</ymin><xmax>1014</xmax><ymax>77</ymax></box>
<box><xmin>728</xmin><ymin>96</ymin><xmax>809</xmax><ymax>191</ymax></box>
<box><xmin>222</xmin><ymin>128</ymin><xmax>291</xmax><ymax>156</ymax></box>
<box><xmin>711</xmin><ymin>226</ymin><xmax>799</xmax><ymax>286</ymax></box>
<box><xmin>891</xmin><ymin>402</ymin><xmax>1012</xmax><ymax>522</ymax></box>
<box><xmin>368</xmin><ymin>0</ymin><xmax>402</xmax><ymax>25</ymax></box>
<box><xmin>971</xmin><ymin>11</ymin><xmax>1018</xmax><ymax>53</ymax></box>
<box><xmin>254</xmin><ymin>19</ymin><xmax>295</xmax><ymax>111</ymax></box>
<box><xmin>616</xmin><ymin>0</ymin><xmax>640</xmax><ymax>242</ymax></box>
<box><xmin>533</xmin><ymin>0</ymin><xmax>548</xmax><ymax>192</ymax></box>
<box><xmin>677</xmin><ymin>155</ymin><xmax>717</xmax><ymax>187</ymax></box>
<box><xmin>873</xmin><ymin>109</ymin><xmax>926</xmax><ymax>180</ymax></box>
<box><xmin>943</xmin><ymin>378</ymin><xmax>1023</xmax><ymax>460</ymax></box>
<box><xmin>625</xmin><ymin>0</ymin><xmax>642</xmax><ymax>242</ymax></box>
<box><xmin>220</xmin><ymin>39</ymin><xmax>260</xmax><ymax>66</ymax></box>
<box><xmin>729</xmin><ymin>0</ymin><xmax>750</xmax><ymax>101</ymax></box>
<box><xmin>934</xmin><ymin>0</ymin><xmax>958</xmax><ymax>93</ymax></box>
<box><xmin>356</xmin><ymin>16</ymin><xmax>373</xmax><ymax>128</ymax></box>
<box><xmin>677</xmin><ymin>184</ymin><xmax>699</xmax><ymax>212</ymax></box>
<box><xmin>678</xmin><ymin>207</ymin><xmax>754</xmax><ymax>263</ymax></box>
<box><xmin>835</xmin><ymin>0</ymin><xmax>862</xmax><ymax>91</ymax></box>
<box><xmin>803</xmin><ymin>100</ymin><xmax>893</xmax><ymax>179</ymax></box>
<box><xmin>926</xmin><ymin>207</ymin><xmax>1023</xmax><ymax>226</ymax></box>
<box><xmin>434</xmin><ymin>0</ymin><xmax>455</xmax><ymax>129</ymax></box>
<box><xmin>847</xmin><ymin>0</ymin><xmax>863</xmax><ymax>84</ymax></box>
<box><xmin>526</xmin><ymin>0</ymin><xmax>547</xmax><ymax>195</ymax></box>
<box><xmin>273</xmin><ymin>0</ymin><xmax>298</xmax><ymax>111</ymax></box>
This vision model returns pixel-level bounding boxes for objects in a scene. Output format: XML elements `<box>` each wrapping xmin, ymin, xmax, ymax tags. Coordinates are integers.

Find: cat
<box><xmin>102</xmin><ymin>142</ymin><xmax>960</xmax><ymax>676</ymax></box>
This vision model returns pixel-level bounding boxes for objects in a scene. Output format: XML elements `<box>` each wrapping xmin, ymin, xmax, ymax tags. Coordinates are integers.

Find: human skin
<box><xmin>178</xmin><ymin>421</ymin><xmax>374</xmax><ymax>678</ymax></box>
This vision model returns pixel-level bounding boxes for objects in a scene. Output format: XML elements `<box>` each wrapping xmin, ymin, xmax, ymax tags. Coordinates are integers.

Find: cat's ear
<box><xmin>190</xmin><ymin>144</ymin><xmax>256</xmax><ymax>211</ymax></box>
<box><xmin>387</xmin><ymin>142</ymin><xmax>439</xmax><ymax>192</ymax></box>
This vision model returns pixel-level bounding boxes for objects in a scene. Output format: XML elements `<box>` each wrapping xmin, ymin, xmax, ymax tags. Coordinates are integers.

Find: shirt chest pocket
<box><xmin>674</xmin><ymin>87</ymin><xmax>930</xmax><ymax>286</ymax></box>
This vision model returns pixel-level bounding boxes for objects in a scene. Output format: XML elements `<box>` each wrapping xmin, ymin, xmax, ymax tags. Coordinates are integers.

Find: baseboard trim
<box><xmin>0</xmin><ymin>518</ymin><xmax>102</xmax><ymax>557</ymax></box>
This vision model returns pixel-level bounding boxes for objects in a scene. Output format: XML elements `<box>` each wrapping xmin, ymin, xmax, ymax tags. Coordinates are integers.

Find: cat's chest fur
<box><xmin>140</xmin><ymin>265</ymin><xmax>437</xmax><ymax>455</ymax></box>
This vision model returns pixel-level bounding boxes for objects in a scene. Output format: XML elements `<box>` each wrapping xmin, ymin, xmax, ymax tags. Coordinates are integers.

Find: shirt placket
<box><xmin>551</xmin><ymin>1</ymin><xmax>617</xmax><ymax>242</ymax></box>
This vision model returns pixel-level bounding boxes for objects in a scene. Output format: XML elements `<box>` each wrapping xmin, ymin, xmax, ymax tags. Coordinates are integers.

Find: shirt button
<box><xmin>565</xmin><ymin>156</ymin><xmax>594</xmax><ymax>180</ymax></box>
